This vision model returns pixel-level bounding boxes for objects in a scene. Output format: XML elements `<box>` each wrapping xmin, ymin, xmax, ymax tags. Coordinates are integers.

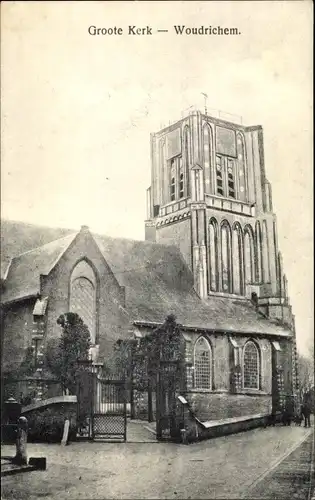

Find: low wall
<box><xmin>21</xmin><ymin>396</ymin><xmax>77</xmax><ymax>443</ymax></box>
<box><xmin>183</xmin><ymin>411</ymin><xmax>276</xmax><ymax>443</ymax></box>
<box><xmin>196</xmin><ymin>414</ymin><xmax>270</xmax><ymax>441</ymax></box>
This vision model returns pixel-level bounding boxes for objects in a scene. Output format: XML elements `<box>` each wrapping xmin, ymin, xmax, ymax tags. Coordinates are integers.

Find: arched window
<box><xmin>194</xmin><ymin>337</ymin><xmax>212</xmax><ymax>389</ymax></box>
<box><xmin>237</xmin><ymin>133</ymin><xmax>247</xmax><ymax>202</ymax></box>
<box><xmin>262</xmin><ymin>220</ymin><xmax>271</xmax><ymax>282</ymax></box>
<box><xmin>203</xmin><ymin>124</ymin><xmax>213</xmax><ymax>193</ymax></box>
<box><xmin>209</xmin><ymin>219</ymin><xmax>218</xmax><ymax>292</ymax></box>
<box><xmin>69</xmin><ymin>260</ymin><xmax>97</xmax><ymax>344</ymax></box>
<box><xmin>160</xmin><ymin>138</ymin><xmax>167</xmax><ymax>205</ymax></box>
<box><xmin>243</xmin><ymin>341</ymin><xmax>259</xmax><ymax>389</ymax></box>
<box><xmin>232</xmin><ymin>224</ymin><xmax>243</xmax><ymax>295</ymax></box>
<box><xmin>183</xmin><ymin>125</ymin><xmax>190</xmax><ymax>196</ymax></box>
<box><xmin>255</xmin><ymin>221</ymin><xmax>263</xmax><ymax>283</ymax></box>
<box><xmin>244</xmin><ymin>227</ymin><xmax>255</xmax><ymax>285</ymax></box>
<box><xmin>221</xmin><ymin>222</ymin><xmax>232</xmax><ymax>293</ymax></box>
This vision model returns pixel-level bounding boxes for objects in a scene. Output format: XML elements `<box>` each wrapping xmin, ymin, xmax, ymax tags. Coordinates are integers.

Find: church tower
<box><xmin>145</xmin><ymin>109</ymin><xmax>296</xmax><ymax>324</ymax></box>
<box><xmin>145</xmin><ymin>108</ymin><xmax>299</xmax><ymax>399</ymax></box>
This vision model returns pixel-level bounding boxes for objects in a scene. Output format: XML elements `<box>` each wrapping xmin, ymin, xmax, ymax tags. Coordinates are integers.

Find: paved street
<box><xmin>1</xmin><ymin>425</ymin><xmax>313</xmax><ymax>500</ymax></box>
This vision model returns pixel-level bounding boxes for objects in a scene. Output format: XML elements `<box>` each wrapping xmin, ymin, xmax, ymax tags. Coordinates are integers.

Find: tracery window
<box><xmin>255</xmin><ymin>221</ymin><xmax>263</xmax><ymax>283</ymax></box>
<box><xmin>203</xmin><ymin>124</ymin><xmax>213</xmax><ymax>193</ymax></box>
<box><xmin>183</xmin><ymin>125</ymin><xmax>190</xmax><ymax>195</ymax></box>
<box><xmin>243</xmin><ymin>341</ymin><xmax>259</xmax><ymax>389</ymax></box>
<box><xmin>194</xmin><ymin>337</ymin><xmax>212</xmax><ymax>389</ymax></box>
<box><xmin>69</xmin><ymin>260</ymin><xmax>97</xmax><ymax>344</ymax></box>
<box><xmin>169</xmin><ymin>156</ymin><xmax>184</xmax><ymax>202</ymax></box>
<box><xmin>244</xmin><ymin>228</ymin><xmax>255</xmax><ymax>285</ymax></box>
<box><xmin>221</xmin><ymin>222</ymin><xmax>232</xmax><ymax>293</ymax></box>
<box><xmin>232</xmin><ymin>224</ymin><xmax>243</xmax><ymax>295</ymax></box>
<box><xmin>209</xmin><ymin>219</ymin><xmax>219</xmax><ymax>292</ymax></box>
<box><xmin>215</xmin><ymin>155</ymin><xmax>236</xmax><ymax>199</ymax></box>
<box><xmin>262</xmin><ymin>220</ymin><xmax>271</xmax><ymax>282</ymax></box>
<box><xmin>236</xmin><ymin>133</ymin><xmax>247</xmax><ymax>202</ymax></box>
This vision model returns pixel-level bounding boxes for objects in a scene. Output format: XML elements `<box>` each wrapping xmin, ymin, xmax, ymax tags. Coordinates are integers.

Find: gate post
<box><xmin>148</xmin><ymin>375</ymin><xmax>153</xmax><ymax>423</ymax></box>
<box><xmin>130</xmin><ymin>341</ymin><xmax>136</xmax><ymax>420</ymax></box>
<box><xmin>12</xmin><ymin>416</ymin><xmax>28</xmax><ymax>465</ymax></box>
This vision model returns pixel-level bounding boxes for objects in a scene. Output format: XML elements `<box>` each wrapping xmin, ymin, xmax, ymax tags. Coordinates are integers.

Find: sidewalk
<box><xmin>1</xmin><ymin>425</ymin><xmax>313</xmax><ymax>500</ymax></box>
<box><xmin>243</xmin><ymin>428</ymin><xmax>314</xmax><ymax>499</ymax></box>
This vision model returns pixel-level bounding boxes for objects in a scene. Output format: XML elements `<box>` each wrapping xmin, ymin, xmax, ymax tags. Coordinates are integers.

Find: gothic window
<box><xmin>194</xmin><ymin>337</ymin><xmax>212</xmax><ymax>389</ymax></box>
<box><xmin>216</xmin><ymin>155</ymin><xmax>237</xmax><ymax>199</ymax></box>
<box><xmin>215</xmin><ymin>132</ymin><xmax>246</xmax><ymax>201</ymax></box>
<box><xmin>221</xmin><ymin>222</ymin><xmax>232</xmax><ymax>293</ymax></box>
<box><xmin>209</xmin><ymin>219</ymin><xmax>218</xmax><ymax>292</ymax></box>
<box><xmin>203</xmin><ymin>124</ymin><xmax>213</xmax><ymax>193</ymax></box>
<box><xmin>262</xmin><ymin>220</ymin><xmax>271</xmax><ymax>282</ymax></box>
<box><xmin>255</xmin><ymin>221</ymin><xmax>263</xmax><ymax>283</ymax></box>
<box><xmin>243</xmin><ymin>341</ymin><xmax>259</xmax><ymax>389</ymax></box>
<box><xmin>232</xmin><ymin>224</ymin><xmax>243</xmax><ymax>295</ymax></box>
<box><xmin>169</xmin><ymin>155</ymin><xmax>185</xmax><ymax>202</ymax></box>
<box><xmin>183</xmin><ymin>125</ymin><xmax>190</xmax><ymax>195</ymax></box>
<box><xmin>70</xmin><ymin>260</ymin><xmax>97</xmax><ymax>344</ymax></box>
<box><xmin>237</xmin><ymin>133</ymin><xmax>247</xmax><ymax>202</ymax></box>
<box><xmin>244</xmin><ymin>227</ymin><xmax>255</xmax><ymax>285</ymax></box>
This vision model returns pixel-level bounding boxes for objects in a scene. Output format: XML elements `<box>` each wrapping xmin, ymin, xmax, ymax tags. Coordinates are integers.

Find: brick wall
<box><xmin>186</xmin><ymin>392</ymin><xmax>272</xmax><ymax>421</ymax></box>
<box><xmin>2</xmin><ymin>299</ymin><xmax>35</xmax><ymax>372</ymax></box>
<box><xmin>183</xmin><ymin>331</ymin><xmax>273</xmax><ymax>421</ymax></box>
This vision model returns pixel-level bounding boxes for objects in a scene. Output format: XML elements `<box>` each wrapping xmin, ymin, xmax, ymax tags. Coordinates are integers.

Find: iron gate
<box><xmin>77</xmin><ymin>370</ymin><xmax>127</xmax><ymax>441</ymax></box>
<box><xmin>92</xmin><ymin>375</ymin><xmax>127</xmax><ymax>441</ymax></box>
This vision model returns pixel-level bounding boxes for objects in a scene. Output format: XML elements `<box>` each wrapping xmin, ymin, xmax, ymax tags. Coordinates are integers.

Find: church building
<box><xmin>1</xmin><ymin>108</ymin><xmax>299</xmax><ymax>423</ymax></box>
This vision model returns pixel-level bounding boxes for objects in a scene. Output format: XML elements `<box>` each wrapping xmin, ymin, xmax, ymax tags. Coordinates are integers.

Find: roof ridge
<box><xmin>10</xmin><ymin>231</ymin><xmax>78</xmax><ymax>260</ymax></box>
<box><xmin>92</xmin><ymin>232</ymin><xmax>180</xmax><ymax>250</ymax></box>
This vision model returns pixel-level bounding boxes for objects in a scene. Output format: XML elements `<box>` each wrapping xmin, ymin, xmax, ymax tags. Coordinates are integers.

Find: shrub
<box><xmin>24</xmin><ymin>405</ymin><xmax>77</xmax><ymax>443</ymax></box>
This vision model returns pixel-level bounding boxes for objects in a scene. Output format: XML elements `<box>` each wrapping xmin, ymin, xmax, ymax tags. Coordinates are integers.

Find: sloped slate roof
<box><xmin>1</xmin><ymin>219</ymin><xmax>291</xmax><ymax>336</ymax></box>
<box><xmin>2</xmin><ymin>233</ymin><xmax>77</xmax><ymax>303</ymax></box>
<box><xmin>93</xmin><ymin>234</ymin><xmax>289</xmax><ymax>336</ymax></box>
<box><xmin>1</xmin><ymin>219</ymin><xmax>73</xmax><ymax>278</ymax></box>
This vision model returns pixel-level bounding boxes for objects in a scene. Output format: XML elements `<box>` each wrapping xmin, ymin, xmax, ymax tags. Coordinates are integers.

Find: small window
<box><xmin>227</xmin><ymin>159</ymin><xmax>235</xmax><ymax>198</ymax></box>
<box><xmin>179</xmin><ymin>173</ymin><xmax>184</xmax><ymax>198</ymax></box>
<box><xmin>216</xmin><ymin>155</ymin><xmax>224</xmax><ymax>196</ymax></box>
<box><xmin>170</xmin><ymin>178</ymin><xmax>175</xmax><ymax>201</ymax></box>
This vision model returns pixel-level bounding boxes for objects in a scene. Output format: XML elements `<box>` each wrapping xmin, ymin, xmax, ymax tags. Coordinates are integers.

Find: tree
<box><xmin>44</xmin><ymin>312</ymin><xmax>91</xmax><ymax>394</ymax></box>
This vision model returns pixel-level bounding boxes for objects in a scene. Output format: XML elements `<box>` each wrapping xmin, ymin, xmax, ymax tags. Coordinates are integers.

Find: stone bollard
<box><xmin>12</xmin><ymin>416</ymin><xmax>28</xmax><ymax>465</ymax></box>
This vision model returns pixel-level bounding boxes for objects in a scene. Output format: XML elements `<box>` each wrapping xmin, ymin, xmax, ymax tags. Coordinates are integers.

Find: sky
<box><xmin>1</xmin><ymin>1</ymin><xmax>313</xmax><ymax>355</ymax></box>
